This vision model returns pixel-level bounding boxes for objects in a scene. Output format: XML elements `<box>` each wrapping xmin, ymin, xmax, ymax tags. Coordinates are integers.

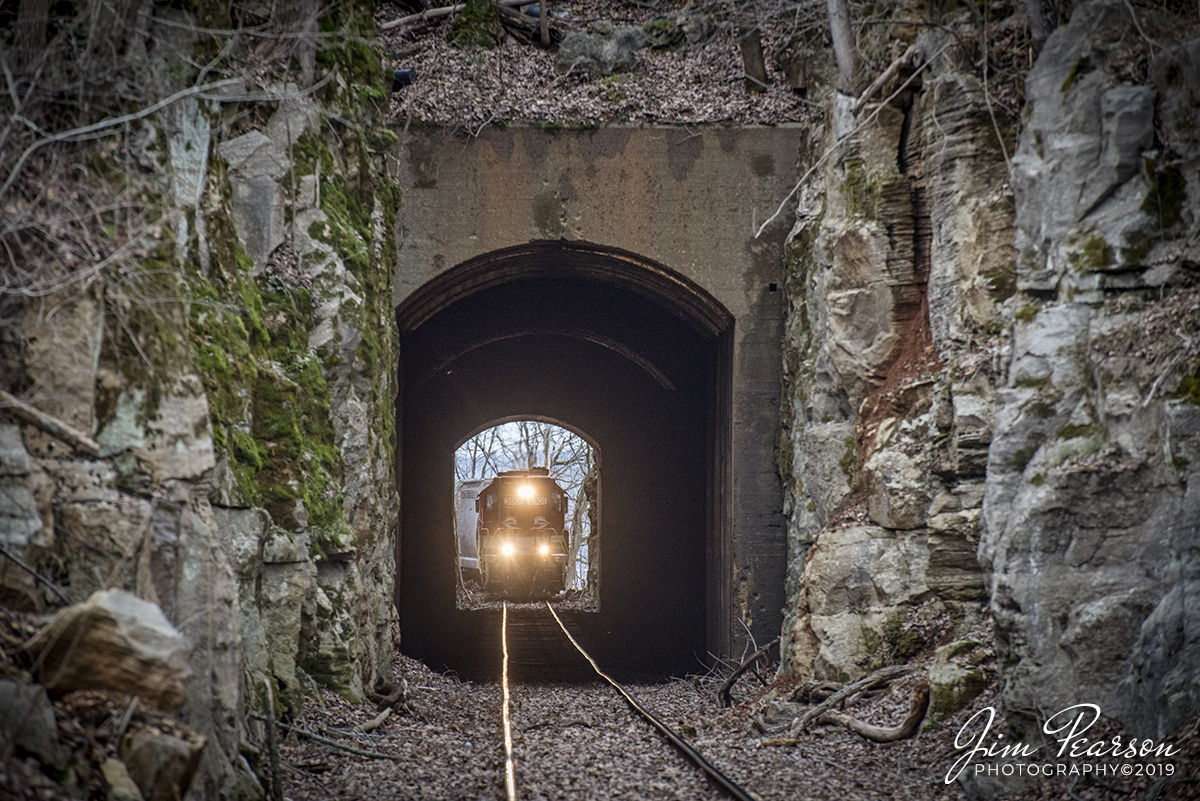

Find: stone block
<box><xmin>120</xmin><ymin>730</ymin><xmax>206</xmax><ymax>801</ymax></box>
<box><xmin>0</xmin><ymin>424</ymin><xmax>32</xmax><ymax>475</ymax></box>
<box><xmin>929</xmin><ymin>639</ymin><xmax>989</xmax><ymax>719</ymax></box>
<box><xmin>555</xmin><ymin>23</ymin><xmax>649</xmax><ymax>75</ymax></box>
<box><xmin>100</xmin><ymin>758</ymin><xmax>146</xmax><ymax>801</ymax></box>
<box><xmin>0</xmin><ymin>679</ymin><xmax>64</xmax><ymax>770</ymax></box>
<box><xmin>28</xmin><ymin>589</ymin><xmax>192</xmax><ymax>710</ymax></box>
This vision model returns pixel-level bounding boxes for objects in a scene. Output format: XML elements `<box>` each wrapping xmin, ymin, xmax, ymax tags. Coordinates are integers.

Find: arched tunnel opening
<box><xmin>396</xmin><ymin>241</ymin><xmax>733</xmax><ymax>681</ymax></box>
<box><xmin>453</xmin><ymin>418</ymin><xmax>600</xmax><ymax>609</ymax></box>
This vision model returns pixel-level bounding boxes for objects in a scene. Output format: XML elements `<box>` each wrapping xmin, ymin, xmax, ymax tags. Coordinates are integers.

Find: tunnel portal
<box><xmin>397</xmin><ymin>241</ymin><xmax>732</xmax><ymax>679</ymax></box>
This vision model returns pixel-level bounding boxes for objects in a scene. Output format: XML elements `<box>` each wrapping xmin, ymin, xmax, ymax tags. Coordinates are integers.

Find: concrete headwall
<box><xmin>392</xmin><ymin>125</ymin><xmax>801</xmax><ymax>652</ymax></box>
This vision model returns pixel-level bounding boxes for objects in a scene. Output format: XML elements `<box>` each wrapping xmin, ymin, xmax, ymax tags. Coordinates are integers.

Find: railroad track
<box><xmin>499</xmin><ymin>602</ymin><xmax>762</xmax><ymax>801</ymax></box>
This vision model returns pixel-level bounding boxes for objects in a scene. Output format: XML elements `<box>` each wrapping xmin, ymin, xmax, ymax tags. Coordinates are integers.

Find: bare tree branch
<box><xmin>0</xmin><ymin>77</ymin><xmax>242</xmax><ymax>201</ymax></box>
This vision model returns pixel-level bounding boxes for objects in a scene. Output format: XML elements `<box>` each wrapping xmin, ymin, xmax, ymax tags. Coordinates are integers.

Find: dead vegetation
<box><xmin>260</xmin><ymin>641</ymin><xmax>1200</xmax><ymax>801</ymax></box>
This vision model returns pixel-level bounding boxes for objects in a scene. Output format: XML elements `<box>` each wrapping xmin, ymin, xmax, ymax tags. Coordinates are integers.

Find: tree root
<box><xmin>819</xmin><ymin>681</ymin><xmax>930</xmax><ymax>743</ymax></box>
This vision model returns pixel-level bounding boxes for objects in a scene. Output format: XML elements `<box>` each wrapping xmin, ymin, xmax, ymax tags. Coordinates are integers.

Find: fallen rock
<box><xmin>928</xmin><ymin>638</ymin><xmax>989</xmax><ymax>720</ymax></box>
<box><xmin>27</xmin><ymin>589</ymin><xmax>192</xmax><ymax>710</ymax></box>
<box><xmin>120</xmin><ymin>729</ymin><xmax>206</xmax><ymax>801</ymax></box>
<box><xmin>555</xmin><ymin>22</ymin><xmax>649</xmax><ymax>75</ymax></box>
<box><xmin>448</xmin><ymin>0</ymin><xmax>505</xmax><ymax>49</ymax></box>
<box><xmin>101</xmin><ymin>758</ymin><xmax>146</xmax><ymax>801</ymax></box>
<box><xmin>0</xmin><ymin>679</ymin><xmax>65</xmax><ymax>770</ymax></box>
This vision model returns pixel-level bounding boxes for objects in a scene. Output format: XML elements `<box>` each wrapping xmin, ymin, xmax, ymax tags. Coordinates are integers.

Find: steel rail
<box><xmin>544</xmin><ymin>603</ymin><xmax>762</xmax><ymax>801</ymax></box>
<box><xmin>502</xmin><ymin>603</ymin><xmax>517</xmax><ymax>801</ymax></box>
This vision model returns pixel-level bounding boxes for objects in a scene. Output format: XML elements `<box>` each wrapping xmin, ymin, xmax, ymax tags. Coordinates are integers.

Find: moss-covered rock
<box><xmin>448</xmin><ymin>0</ymin><xmax>506</xmax><ymax>49</ymax></box>
<box><xmin>929</xmin><ymin>638</ymin><xmax>990</xmax><ymax>720</ymax></box>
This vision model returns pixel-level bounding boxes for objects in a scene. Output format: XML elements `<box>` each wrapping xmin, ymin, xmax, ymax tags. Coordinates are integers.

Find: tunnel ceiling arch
<box><xmin>396</xmin><ymin>241</ymin><xmax>734</xmax><ymax>679</ymax></box>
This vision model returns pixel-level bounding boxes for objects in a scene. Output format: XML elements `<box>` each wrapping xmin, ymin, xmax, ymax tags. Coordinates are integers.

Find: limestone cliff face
<box><xmin>0</xmin><ymin>2</ymin><xmax>398</xmax><ymax>796</ymax></box>
<box><xmin>781</xmin><ymin>0</ymin><xmax>1200</xmax><ymax>739</ymax></box>
<box><xmin>780</xmin><ymin>22</ymin><xmax>1007</xmax><ymax>684</ymax></box>
<box><xmin>982</xmin><ymin>0</ymin><xmax>1200</xmax><ymax>738</ymax></box>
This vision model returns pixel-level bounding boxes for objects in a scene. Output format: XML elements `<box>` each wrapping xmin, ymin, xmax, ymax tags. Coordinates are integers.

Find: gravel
<box><xmin>273</xmin><ymin>631</ymin><xmax>1200</xmax><ymax>801</ymax></box>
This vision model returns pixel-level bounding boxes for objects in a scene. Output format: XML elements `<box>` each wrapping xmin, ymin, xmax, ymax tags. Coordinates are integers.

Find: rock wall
<box><xmin>982</xmin><ymin>0</ymin><xmax>1200</xmax><ymax>739</ymax></box>
<box><xmin>0</xmin><ymin>2</ymin><xmax>399</xmax><ymax>796</ymax></box>
<box><xmin>781</xmin><ymin>0</ymin><xmax>1200</xmax><ymax>740</ymax></box>
<box><xmin>780</xmin><ymin>20</ymin><xmax>1007</xmax><ymax>685</ymax></box>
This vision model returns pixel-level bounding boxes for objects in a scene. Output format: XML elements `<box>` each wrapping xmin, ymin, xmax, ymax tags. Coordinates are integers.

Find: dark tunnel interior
<box><xmin>395</xmin><ymin>242</ymin><xmax>733</xmax><ymax>681</ymax></box>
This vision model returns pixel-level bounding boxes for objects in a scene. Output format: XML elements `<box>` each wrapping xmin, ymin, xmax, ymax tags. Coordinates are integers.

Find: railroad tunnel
<box><xmin>396</xmin><ymin>241</ymin><xmax>733</xmax><ymax>680</ymax></box>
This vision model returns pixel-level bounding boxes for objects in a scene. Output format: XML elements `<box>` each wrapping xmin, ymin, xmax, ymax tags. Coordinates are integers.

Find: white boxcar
<box><xmin>455</xmin><ymin>478</ymin><xmax>490</xmax><ymax>573</ymax></box>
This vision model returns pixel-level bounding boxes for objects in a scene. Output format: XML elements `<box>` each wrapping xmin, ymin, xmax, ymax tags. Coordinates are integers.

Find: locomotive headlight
<box><xmin>538</xmin><ymin>544</ymin><xmax>550</xmax><ymax>556</ymax></box>
<box><xmin>517</xmin><ymin>484</ymin><xmax>534</xmax><ymax>498</ymax></box>
<box><xmin>501</xmin><ymin>542</ymin><xmax>514</xmax><ymax>557</ymax></box>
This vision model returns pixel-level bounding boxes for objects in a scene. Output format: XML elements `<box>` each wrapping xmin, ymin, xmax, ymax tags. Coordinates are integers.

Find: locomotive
<box><xmin>474</xmin><ymin>468</ymin><xmax>569</xmax><ymax>594</ymax></box>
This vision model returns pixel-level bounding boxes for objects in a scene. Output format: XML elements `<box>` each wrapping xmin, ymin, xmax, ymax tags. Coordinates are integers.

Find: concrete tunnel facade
<box><xmin>392</xmin><ymin>126</ymin><xmax>797</xmax><ymax>677</ymax></box>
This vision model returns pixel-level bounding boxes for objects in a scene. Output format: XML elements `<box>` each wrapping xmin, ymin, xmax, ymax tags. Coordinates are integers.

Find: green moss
<box><xmin>862</xmin><ymin>626</ymin><xmax>881</xmax><ymax>656</ymax></box>
<box><xmin>1011</xmin><ymin>439</ymin><xmax>1042</xmax><ymax>472</ymax></box>
<box><xmin>1030</xmin><ymin>472</ymin><xmax>1046</xmax><ymax>486</ymax></box>
<box><xmin>99</xmin><ymin>248</ymin><xmax>193</xmax><ymax>425</ymax></box>
<box><xmin>643</xmin><ymin>17</ymin><xmax>684</xmax><ymax>48</ymax></box>
<box><xmin>1073</xmin><ymin>235</ymin><xmax>1115</xmax><ymax>272</ymax></box>
<box><xmin>840</xmin><ymin>157</ymin><xmax>882</xmax><ymax>219</ymax></box>
<box><xmin>1057</xmin><ymin>423</ymin><xmax>1100</xmax><ymax>440</ymax></box>
<box><xmin>1015</xmin><ymin>305</ymin><xmax>1040</xmax><ymax>324</ymax></box>
<box><xmin>314</xmin><ymin>2</ymin><xmax>389</xmax><ymax>117</ymax></box>
<box><xmin>880</xmin><ymin>614</ymin><xmax>923</xmax><ymax>662</ymax></box>
<box><xmin>983</xmin><ymin>261</ymin><xmax>1017</xmax><ymax>302</ymax></box>
<box><xmin>1061</xmin><ymin>57</ymin><xmax>1091</xmax><ymax>94</ymax></box>
<box><xmin>1168</xmin><ymin>360</ymin><xmax>1200</xmax><ymax>404</ymax></box>
<box><xmin>448</xmin><ymin>0</ymin><xmax>506</xmax><ymax>49</ymax></box>
<box><xmin>1141</xmin><ymin>163</ymin><xmax>1186</xmax><ymax>230</ymax></box>
<box><xmin>839</xmin><ymin>436</ymin><xmax>859</xmax><ymax>493</ymax></box>
<box><xmin>1014</xmin><ymin>375</ymin><xmax>1051</xmax><ymax>388</ymax></box>
<box><xmin>931</xmin><ymin>668</ymin><xmax>988</xmax><ymax>720</ymax></box>
<box><xmin>1023</xmin><ymin>399</ymin><xmax>1056</xmax><ymax>419</ymax></box>
<box><xmin>1119</xmin><ymin>231</ymin><xmax>1152</xmax><ymax>266</ymax></box>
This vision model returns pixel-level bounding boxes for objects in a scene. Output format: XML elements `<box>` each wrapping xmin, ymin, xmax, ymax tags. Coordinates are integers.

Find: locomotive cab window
<box><xmin>453</xmin><ymin>420</ymin><xmax>599</xmax><ymax>611</ymax></box>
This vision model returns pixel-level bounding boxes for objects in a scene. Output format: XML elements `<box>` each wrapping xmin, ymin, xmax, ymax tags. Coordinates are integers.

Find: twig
<box><xmin>754</xmin><ymin>42</ymin><xmax>950</xmax><ymax>239</ymax></box>
<box><xmin>0</xmin><ymin>543</ymin><xmax>70</xmax><ymax>604</ymax></box>
<box><xmin>0</xmin><ymin>388</ymin><xmax>101</xmax><ymax>457</ymax></box>
<box><xmin>98</xmin><ymin>696</ymin><xmax>139</xmax><ymax>742</ymax></box>
<box><xmin>1120</xmin><ymin>0</ymin><xmax>1162</xmax><ymax>53</ymax></box>
<box><xmin>788</xmin><ymin>664</ymin><xmax>918</xmax><ymax>736</ymax></box>
<box><xmin>471</xmin><ymin>112</ymin><xmax>498</xmax><ymax>138</ymax></box>
<box><xmin>197</xmin><ymin>69</ymin><xmax>336</xmax><ymax>103</ymax></box>
<box><xmin>250</xmin><ymin>715</ymin><xmax>401</xmax><ymax>760</ymax></box>
<box><xmin>261</xmin><ymin>677</ymin><xmax>284</xmax><ymax>801</ymax></box>
<box><xmin>356</xmin><ymin>707</ymin><xmax>392</xmax><ymax>733</ymax></box>
<box><xmin>0</xmin><ymin>77</ymin><xmax>243</xmax><ymax>201</ymax></box>
<box><xmin>819</xmin><ymin>681</ymin><xmax>930</xmax><ymax>742</ymax></box>
<box><xmin>853</xmin><ymin>43</ymin><xmax>916</xmax><ymax>115</ymax></box>
<box><xmin>718</xmin><ymin>636</ymin><xmax>780</xmax><ymax>708</ymax></box>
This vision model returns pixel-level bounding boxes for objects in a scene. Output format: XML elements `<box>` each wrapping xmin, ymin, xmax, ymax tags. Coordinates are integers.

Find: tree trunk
<box><xmin>540</xmin><ymin>0</ymin><xmax>551</xmax><ymax>48</ymax></box>
<box><xmin>567</xmin><ymin>469</ymin><xmax>588</xmax><ymax>588</ymax></box>
<box><xmin>827</xmin><ymin>0</ymin><xmax>862</xmax><ymax>94</ymax></box>
<box><xmin>737</xmin><ymin>3</ymin><xmax>768</xmax><ymax>92</ymax></box>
